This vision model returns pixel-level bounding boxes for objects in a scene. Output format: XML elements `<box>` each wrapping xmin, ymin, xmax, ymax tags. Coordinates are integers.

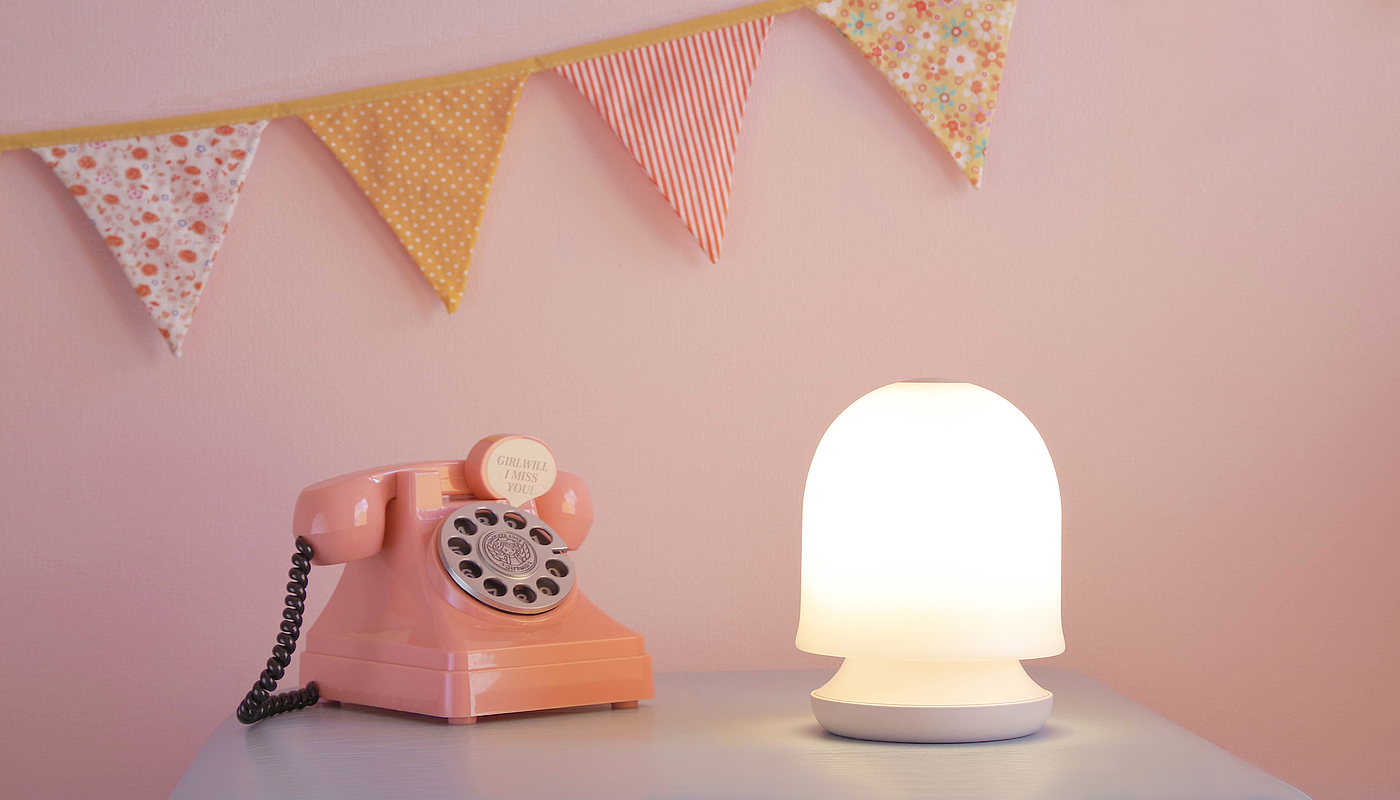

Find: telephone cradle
<box><xmin>251</xmin><ymin>435</ymin><xmax>653</xmax><ymax>725</ymax></box>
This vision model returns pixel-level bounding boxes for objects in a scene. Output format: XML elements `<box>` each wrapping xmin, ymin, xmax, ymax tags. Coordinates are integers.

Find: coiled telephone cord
<box><xmin>235</xmin><ymin>537</ymin><xmax>320</xmax><ymax>724</ymax></box>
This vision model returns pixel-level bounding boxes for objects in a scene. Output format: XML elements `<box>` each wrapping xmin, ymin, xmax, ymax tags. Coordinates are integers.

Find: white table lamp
<box><xmin>797</xmin><ymin>381</ymin><xmax>1064</xmax><ymax>742</ymax></box>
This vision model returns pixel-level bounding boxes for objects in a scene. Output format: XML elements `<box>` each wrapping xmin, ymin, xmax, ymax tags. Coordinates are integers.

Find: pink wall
<box><xmin>2</xmin><ymin>1</ymin><xmax>1397</xmax><ymax>798</ymax></box>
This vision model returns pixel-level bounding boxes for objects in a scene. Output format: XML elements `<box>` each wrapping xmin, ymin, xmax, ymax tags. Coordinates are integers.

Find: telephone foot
<box><xmin>448</xmin><ymin>716</ymin><xmax>478</xmax><ymax>725</ymax></box>
<box><xmin>611</xmin><ymin>700</ymin><xmax>639</xmax><ymax>709</ymax></box>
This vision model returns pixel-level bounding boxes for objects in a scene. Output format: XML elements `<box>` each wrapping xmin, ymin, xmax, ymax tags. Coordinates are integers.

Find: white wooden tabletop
<box><xmin>171</xmin><ymin>667</ymin><xmax>1311</xmax><ymax>800</ymax></box>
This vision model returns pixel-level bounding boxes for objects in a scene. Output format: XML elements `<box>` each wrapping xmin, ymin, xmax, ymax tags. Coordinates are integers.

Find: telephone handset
<box><xmin>237</xmin><ymin>434</ymin><xmax>653</xmax><ymax>725</ymax></box>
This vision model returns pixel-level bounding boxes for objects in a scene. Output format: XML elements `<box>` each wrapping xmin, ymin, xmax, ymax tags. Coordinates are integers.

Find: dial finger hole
<box><xmin>513</xmin><ymin>584</ymin><xmax>537</xmax><ymax>603</ymax></box>
<box><xmin>536</xmin><ymin>577</ymin><xmax>559</xmax><ymax>596</ymax></box>
<box><xmin>503</xmin><ymin>512</ymin><xmax>526</xmax><ymax>530</ymax></box>
<box><xmin>447</xmin><ymin>537</ymin><xmax>472</xmax><ymax>556</ymax></box>
<box><xmin>474</xmin><ymin>509</ymin><xmax>498</xmax><ymax>526</ymax></box>
<box><xmin>528</xmin><ymin>528</ymin><xmax>553</xmax><ymax>546</ymax></box>
<box><xmin>483</xmin><ymin>578</ymin><xmax>506</xmax><ymax>596</ymax></box>
<box><xmin>545</xmin><ymin>559</ymin><xmax>569</xmax><ymax>578</ymax></box>
<box><xmin>454</xmin><ymin>518</ymin><xmax>477</xmax><ymax>536</ymax></box>
<box><xmin>459</xmin><ymin>560</ymin><xmax>482</xmax><ymax>578</ymax></box>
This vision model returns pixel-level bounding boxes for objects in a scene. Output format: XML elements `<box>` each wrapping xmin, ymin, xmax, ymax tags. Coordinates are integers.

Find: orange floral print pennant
<box><xmin>35</xmin><ymin>123</ymin><xmax>267</xmax><ymax>355</ymax></box>
<box><xmin>815</xmin><ymin>0</ymin><xmax>1017</xmax><ymax>187</ymax></box>
<box><xmin>301</xmin><ymin>75</ymin><xmax>527</xmax><ymax>313</ymax></box>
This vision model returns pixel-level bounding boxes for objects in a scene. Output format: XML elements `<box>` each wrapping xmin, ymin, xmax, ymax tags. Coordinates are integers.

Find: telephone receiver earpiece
<box><xmin>527</xmin><ymin>471</ymin><xmax>592</xmax><ymax>552</ymax></box>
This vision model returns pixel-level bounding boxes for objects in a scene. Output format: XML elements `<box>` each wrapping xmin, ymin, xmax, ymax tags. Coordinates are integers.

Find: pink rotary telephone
<box><xmin>236</xmin><ymin>435</ymin><xmax>653</xmax><ymax>725</ymax></box>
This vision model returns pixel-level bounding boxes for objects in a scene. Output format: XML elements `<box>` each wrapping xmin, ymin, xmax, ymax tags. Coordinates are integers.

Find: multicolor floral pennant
<box><xmin>301</xmin><ymin>75</ymin><xmax>527</xmax><ymax>313</ymax></box>
<box><xmin>815</xmin><ymin>0</ymin><xmax>1017</xmax><ymax>187</ymax></box>
<box><xmin>555</xmin><ymin>17</ymin><xmax>774</xmax><ymax>262</ymax></box>
<box><xmin>35</xmin><ymin>123</ymin><xmax>267</xmax><ymax>355</ymax></box>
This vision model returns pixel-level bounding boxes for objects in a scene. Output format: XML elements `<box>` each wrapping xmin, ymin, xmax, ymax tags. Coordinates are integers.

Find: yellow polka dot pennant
<box><xmin>300</xmin><ymin>75</ymin><xmax>527</xmax><ymax>312</ymax></box>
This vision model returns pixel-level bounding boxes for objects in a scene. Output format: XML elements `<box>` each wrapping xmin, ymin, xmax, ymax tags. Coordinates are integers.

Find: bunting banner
<box><xmin>301</xmin><ymin>76</ymin><xmax>527</xmax><ymax>313</ymax></box>
<box><xmin>815</xmin><ymin>0</ymin><xmax>1016</xmax><ymax>187</ymax></box>
<box><xmin>0</xmin><ymin>0</ymin><xmax>1022</xmax><ymax>356</ymax></box>
<box><xmin>555</xmin><ymin>17</ymin><xmax>773</xmax><ymax>263</ymax></box>
<box><xmin>33</xmin><ymin>123</ymin><xmax>267</xmax><ymax>354</ymax></box>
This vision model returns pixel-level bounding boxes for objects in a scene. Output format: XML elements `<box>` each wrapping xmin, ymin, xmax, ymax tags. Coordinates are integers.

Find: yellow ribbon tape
<box><xmin>0</xmin><ymin>0</ymin><xmax>817</xmax><ymax>152</ymax></box>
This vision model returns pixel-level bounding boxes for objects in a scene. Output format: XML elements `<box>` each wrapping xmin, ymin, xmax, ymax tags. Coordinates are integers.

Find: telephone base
<box><xmin>303</xmin><ymin>650</ymin><xmax>654</xmax><ymax>722</ymax></box>
<box><xmin>447</xmin><ymin>716</ymin><xmax>477</xmax><ymax>725</ymax></box>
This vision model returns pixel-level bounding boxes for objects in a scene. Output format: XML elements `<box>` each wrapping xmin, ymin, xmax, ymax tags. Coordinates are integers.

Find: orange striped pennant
<box><xmin>555</xmin><ymin>18</ymin><xmax>773</xmax><ymax>263</ymax></box>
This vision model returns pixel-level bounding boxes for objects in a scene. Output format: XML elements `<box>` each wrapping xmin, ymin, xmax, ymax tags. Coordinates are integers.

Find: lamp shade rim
<box><xmin>794</xmin><ymin>641</ymin><xmax>1067</xmax><ymax>662</ymax></box>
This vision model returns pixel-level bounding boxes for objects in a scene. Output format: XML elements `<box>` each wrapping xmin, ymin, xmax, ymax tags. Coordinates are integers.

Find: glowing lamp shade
<box><xmin>797</xmin><ymin>381</ymin><xmax>1064</xmax><ymax>743</ymax></box>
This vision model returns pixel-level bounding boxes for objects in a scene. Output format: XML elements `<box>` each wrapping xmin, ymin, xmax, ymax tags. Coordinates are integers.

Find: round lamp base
<box><xmin>811</xmin><ymin>692</ymin><xmax>1053</xmax><ymax>743</ymax></box>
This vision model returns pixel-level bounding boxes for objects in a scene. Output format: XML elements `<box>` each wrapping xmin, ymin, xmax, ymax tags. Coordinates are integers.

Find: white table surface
<box><xmin>171</xmin><ymin>667</ymin><xmax>1311</xmax><ymax>800</ymax></box>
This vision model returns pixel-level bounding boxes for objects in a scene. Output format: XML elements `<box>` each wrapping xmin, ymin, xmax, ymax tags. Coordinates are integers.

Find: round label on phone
<box><xmin>480</xmin><ymin>436</ymin><xmax>557</xmax><ymax>506</ymax></box>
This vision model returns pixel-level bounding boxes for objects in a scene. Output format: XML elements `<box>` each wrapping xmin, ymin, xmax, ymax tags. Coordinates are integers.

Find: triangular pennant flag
<box><xmin>555</xmin><ymin>17</ymin><xmax>774</xmax><ymax>263</ymax></box>
<box><xmin>814</xmin><ymin>0</ymin><xmax>1017</xmax><ymax>187</ymax></box>
<box><xmin>301</xmin><ymin>75</ymin><xmax>527</xmax><ymax>313</ymax></box>
<box><xmin>35</xmin><ymin>122</ymin><xmax>267</xmax><ymax>355</ymax></box>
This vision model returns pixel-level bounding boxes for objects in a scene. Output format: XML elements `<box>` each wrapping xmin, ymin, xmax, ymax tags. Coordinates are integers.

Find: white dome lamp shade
<box><xmin>797</xmin><ymin>381</ymin><xmax>1064</xmax><ymax>743</ymax></box>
